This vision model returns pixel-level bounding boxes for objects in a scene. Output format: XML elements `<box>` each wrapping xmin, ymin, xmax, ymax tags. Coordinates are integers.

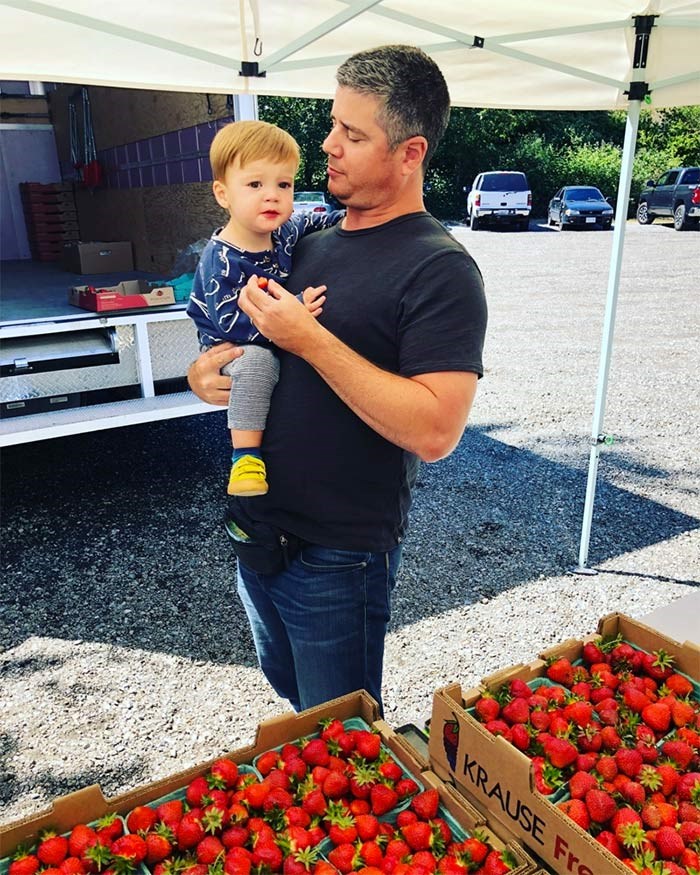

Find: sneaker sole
<box><xmin>227</xmin><ymin>482</ymin><xmax>269</xmax><ymax>497</ymax></box>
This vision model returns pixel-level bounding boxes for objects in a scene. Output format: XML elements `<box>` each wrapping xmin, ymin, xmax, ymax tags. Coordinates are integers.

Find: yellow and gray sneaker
<box><xmin>227</xmin><ymin>454</ymin><xmax>269</xmax><ymax>496</ymax></box>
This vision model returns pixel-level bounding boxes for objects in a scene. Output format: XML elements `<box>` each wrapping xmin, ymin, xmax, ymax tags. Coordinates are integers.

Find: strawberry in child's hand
<box><xmin>257</xmin><ymin>277</ymin><xmax>269</xmax><ymax>289</ymax></box>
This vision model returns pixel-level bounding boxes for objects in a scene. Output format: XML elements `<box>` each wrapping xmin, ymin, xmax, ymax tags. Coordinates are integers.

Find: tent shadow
<box><xmin>1</xmin><ymin>416</ymin><xmax>697</xmax><ymax>662</ymax></box>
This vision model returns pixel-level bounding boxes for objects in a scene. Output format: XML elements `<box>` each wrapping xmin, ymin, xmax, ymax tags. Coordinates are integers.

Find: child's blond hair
<box><xmin>210</xmin><ymin>120</ymin><xmax>300</xmax><ymax>181</ymax></box>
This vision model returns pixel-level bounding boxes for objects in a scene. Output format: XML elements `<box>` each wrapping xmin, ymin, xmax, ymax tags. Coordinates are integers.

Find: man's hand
<box><xmin>187</xmin><ymin>343</ymin><xmax>243</xmax><ymax>405</ymax></box>
<box><xmin>239</xmin><ymin>275</ymin><xmax>321</xmax><ymax>356</ymax></box>
<box><xmin>302</xmin><ymin>285</ymin><xmax>327</xmax><ymax>318</ymax></box>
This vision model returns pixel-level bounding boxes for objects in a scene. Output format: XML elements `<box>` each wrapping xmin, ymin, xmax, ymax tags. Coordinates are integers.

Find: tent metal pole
<box><xmin>575</xmin><ymin>98</ymin><xmax>642</xmax><ymax>572</ymax></box>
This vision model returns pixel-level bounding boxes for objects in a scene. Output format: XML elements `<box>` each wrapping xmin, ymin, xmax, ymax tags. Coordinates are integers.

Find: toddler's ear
<box><xmin>213</xmin><ymin>180</ymin><xmax>229</xmax><ymax>210</ymax></box>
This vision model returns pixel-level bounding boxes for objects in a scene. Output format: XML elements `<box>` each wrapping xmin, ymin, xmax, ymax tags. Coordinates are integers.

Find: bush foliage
<box><xmin>260</xmin><ymin>99</ymin><xmax>700</xmax><ymax>221</ymax></box>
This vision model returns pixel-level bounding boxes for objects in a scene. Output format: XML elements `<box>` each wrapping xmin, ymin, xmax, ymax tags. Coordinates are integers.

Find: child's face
<box><xmin>213</xmin><ymin>157</ymin><xmax>296</xmax><ymax>238</ymax></box>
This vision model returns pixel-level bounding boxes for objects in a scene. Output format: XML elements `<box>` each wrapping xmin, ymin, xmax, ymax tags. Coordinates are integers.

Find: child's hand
<box><xmin>302</xmin><ymin>285</ymin><xmax>327</xmax><ymax>318</ymax></box>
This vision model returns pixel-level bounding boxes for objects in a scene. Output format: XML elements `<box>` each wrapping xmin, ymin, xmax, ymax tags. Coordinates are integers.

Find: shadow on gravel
<box><xmin>1</xmin><ymin>415</ymin><xmax>698</xmax><ymax>658</ymax></box>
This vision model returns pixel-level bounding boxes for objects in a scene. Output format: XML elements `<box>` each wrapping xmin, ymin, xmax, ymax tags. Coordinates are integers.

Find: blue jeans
<box><xmin>236</xmin><ymin>543</ymin><xmax>402</xmax><ymax>713</ymax></box>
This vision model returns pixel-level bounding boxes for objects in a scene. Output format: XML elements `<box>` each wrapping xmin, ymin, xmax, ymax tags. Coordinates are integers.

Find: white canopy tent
<box><xmin>2</xmin><ymin>0</ymin><xmax>699</xmax><ymax>568</ymax></box>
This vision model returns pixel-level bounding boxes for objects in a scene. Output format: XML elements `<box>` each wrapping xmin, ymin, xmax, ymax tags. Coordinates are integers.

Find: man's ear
<box><xmin>213</xmin><ymin>179</ymin><xmax>229</xmax><ymax>209</ymax></box>
<box><xmin>401</xmin><ymin>136</ymin><xmax>428</xmax><ymax>176</ymax></box>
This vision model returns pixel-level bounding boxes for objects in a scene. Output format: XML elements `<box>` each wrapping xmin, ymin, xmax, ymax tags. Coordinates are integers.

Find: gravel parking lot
<box><xmin>1</xmin><ymin>219</ymin><xmax>698</xmax><ymax>832</ymax></box>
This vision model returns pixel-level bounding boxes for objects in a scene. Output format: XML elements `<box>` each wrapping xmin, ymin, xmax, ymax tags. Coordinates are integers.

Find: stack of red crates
<box><xmin>20</xmin><ymin>182</ymin><xmax>80</xmax><ymax>262</ymax></box>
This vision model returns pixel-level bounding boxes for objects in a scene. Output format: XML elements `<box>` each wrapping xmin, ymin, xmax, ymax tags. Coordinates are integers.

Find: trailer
<box><xmin>0</xmin><ymin>86</ymin><xmax>258</xmax><ymax>447</ymax></box>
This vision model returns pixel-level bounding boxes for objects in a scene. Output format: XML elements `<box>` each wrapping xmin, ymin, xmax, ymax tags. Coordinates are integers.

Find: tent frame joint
<box><xmin>472</xmin><ymin>35</ymin><xmax>484</xmax><ymax>48</ymax></box>
<box><xmin>239</xmin><ymin>61</ymin><xmax>266</xmax><ymax>78</ymax></box>
<box><xmin>625</xmin><ymin>80</ymin><xmax>650</xmax><ymax>101</ymax></box>
<box><xmin>632</xmin><ymin>14</ymin><xmax>657</xmax><ymax>69</ymax></box>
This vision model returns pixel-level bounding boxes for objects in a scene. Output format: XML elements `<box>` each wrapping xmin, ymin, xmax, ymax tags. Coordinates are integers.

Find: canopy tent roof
<box><xmin>1</xmin><ymin>0</ymin><xmax>698</xmax><ymax>110</ymax></box>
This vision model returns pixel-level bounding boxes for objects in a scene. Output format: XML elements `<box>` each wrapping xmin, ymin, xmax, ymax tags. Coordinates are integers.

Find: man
<box><xmin>188</xmin><ymin>44</ymin><xmax>487</xmax><ymax>714</ymax></box>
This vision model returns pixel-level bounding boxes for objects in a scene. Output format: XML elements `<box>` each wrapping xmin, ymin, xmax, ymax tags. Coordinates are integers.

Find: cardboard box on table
<box><xmin>428</xmin><ymin>613</ymin><xmax>700</xmax><ymax>875</ymax></box>
<box><xmin>62</xmin><ymin>241</ymin><xmax>134</xmax><ymax>274</ymax></box>
<box><xmin>0</xmin><ymin>690</ymin><xmax>537</xmax><ymax>874</ymax></box>
<box><xmin>69</xmin><ymin>280</ymin><xmax>175</xmax><ymax>312</ymax></box>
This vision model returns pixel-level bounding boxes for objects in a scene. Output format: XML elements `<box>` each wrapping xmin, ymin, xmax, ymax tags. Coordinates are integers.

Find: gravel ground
<box><xmin>1</xmin><ymin>219</ymin><xmax>698</xmax><ymax>832</ymax></box>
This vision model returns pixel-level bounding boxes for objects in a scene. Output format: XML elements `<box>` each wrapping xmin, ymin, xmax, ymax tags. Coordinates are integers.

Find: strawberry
<box><xmin>9</xmin><ymin>851</ymin><xmax>40</xmax><ymax>875</ymax></box>
<box><xmin>395</xmin><ymin>778</ymin><xmax>419</xmax><ymax>799</ymax></box>
<box><xmin>654</xmin><ymin>825</ymin><xmax>684</xmax><ymax>860</ymax></box>
<box><xmin>501</xmin><ymin>698</ymin><xmax>530</xmax><ymax>725</ymax></box>
<box><xmin>611</xmin><ymin>807</ymin><xmax>645</xmax><ymax>849</ymax></box>
<box><xmin>327</xmin><ymin>843</ymin><xmax>358</xmax><ymax>874</ymax></box>
<box><xmin>257</xmin><ymin>750</ymin><xmax>282</xmax><ymax>775</ymax></box>
<box><xmin>144</xmin><ymin>832</ymin><xmax>172</xmax><ymax>866</ymax></box>
<box><xmin>474</xmin><ymin>695</ymin><xmax>500</xmax><ymax>723</ymax></box>
<box><xmin>563</xmin><ymin>700</ymin><xmax>594</xmax><ymax>728</ymax></box>
<box><xmin>252</xmin><ymin>836</ymin><xmax>284</xmax><ymax>871</ymax></box>
<box><xmin>197</xmin><ymin>836</ymin><xmax>225</xmax><ymax>864</ymax></box>
<box><xmin>620</xmin><ymin>781</ymin><xmax>645</xmax><ymax>807</ymax></box>
<box><xmin>187</xmin><ymin>775</ymin><xmax>212</xmax><ymax>807</ymax></box>
<box><xmin>670</xmin><ymin>698</ymin><xmax>696</xmax><ymax>728</ymax></box>
<box><xmin>177</xmin><ymin>812</ymin><xmax>206</xmax><ymax>850</ymax></box>
<box><xmin>156</xmin><ymin>798</ymin><xmax>184</xmax><ymax>828</ymax></box>
<box><xmin>323</xmin><ymin>770</ymin><xmax>350</xmax><ymax>799</ymax></box>
<box><xmin>676</xmin><ymin>771</ymin><xmax>700</xmax><ymax>801</ymax></box>
<box><xmin>543</xmin><ymin>736</ymin><xmax>578</xmax><ymax>769</ymax></box>
<box><xmin>110</xmin><ymin>835</ymin><xmax>147</xmax><ymax>865</ymax></box>
<box><xmin>642</xmin><ymin>702</ymin><xmax>672</xmax><ymax>734</ymax></box>
<box><xmin>370</xmin><ymin>784</ymin><xmax>399</xmax><ymax>816</ymax></box>
<box><xmin>582</xmin><ymin>641</ymin><xmax>607</xmax><ymax>665</ymax></box>
<box><xmin>641</xmin><ymin>650</ymin><xmax>674</xmax><ymax>682</ymax></box>
<box><xmin>411</xmin><ymin>788</ymin><xmax>440</xmax><ymax>821</ymax></box>
<box><xmin>483</xmin><ymin>720</ymin><xmax>511</xmax><ymax>741</ymax></box>
<box><xmin>665</xmin><ymin>673</ymin><xmax>693</xmax><ymax>697</ymax></box>
<box><xmin>481</xmin><ymin>850</ymin><xmax>512</xmax><ymax>875</ymax></box>
<box><xmin>585</xmin><ymin>788</ymin><xmax>616</xmax><ymax>823</ymax></box>
<box><xmin>558</xmin><ymin>798</ymin><xmax>591</xmax><ymax>831</ymax></box>
<box><xmin>68</xmin><ymin>826</ymin><xmax>98</xmax><ymax>861</ymax></box>
<box><xmin>126</xmin><ymin>805</ymin><xmax>158</xmax><ymax>834</ymax></box>
<box><xmin>595</xmin><ymin>830</ymin><xmax>623</xmax><ymax>858</ymax></box>
<box><xmin>355</xmin><ymin>731</ymin><xmax>382</xmax><ymax>762</ymax></box>
<box><xmin>547</xmin><ymin>658</ymin><xmax>574</xmax><ymax>687</ymax></box>
<box><xmin>225</xmin><ymin>849</ymin><xmax>253</xmax><ymax>875</ymax></box>
<box><xmin>211</xmin><ymin>758</ymin><xmax>239</xmax><ymax>789</ymax></box>
<box><xmin>510</xmin><ymin>723</ymin><xmax>531</xmax><ymax>751</ymax></box>
<box><xmin>358</xmin><ymin>841</ymin><xmax>384</xmax><ymax>868</ymax></box>
<box><xmin>401</xmin><ymin>822</ymin><xmax>432</xmax><ymax>852</ymax></box>
<box><xmin>38</xmin><ymin>835</ymin><xmax>70</xmax><ymax>867</ymax></box>
<box><xmin>58</xmin><ymin>858</ymin><xmax>85</xmax><ymax>875</ymax></box>
<box><xmin>531</xmin><ymin>756</ymin><xmax>563</xmax><ymax>795</ymax></box>
<box><xmin>300</xmin><ymin>786</ymin><xmax>327</xmax><ymax>817</ymax></box>
<box><xmin>508</xmin><ymin>678</ymin><xmax>531</xmax><ymax>699</ymax></box>
<box><xmin>301</xmin><ymin>739</ymin><xmax>331</xmax><ymax>768</ymax></box>
<box><xmin>615</xmin><ymin>748</ymin><xmax>643</xmax><ymax>778</ymax></box>
<box><xmin>661</xmin><ymin>739</ymin><xmax>694</xmax><ymax>770</ymax></box>
<box><xmin>95</xmin><ymin>816</ymin><xmax>123</xmax><ymax>845</ymax></box>
<box><xmin>378</xmin><ymin>760</ymin><xmax>403</xmax><ymax>783</ymax></box>
<box><xmin>569</xmin><ymin>770</ymin><xmax>598</xmax><ymax>799</ymax></box>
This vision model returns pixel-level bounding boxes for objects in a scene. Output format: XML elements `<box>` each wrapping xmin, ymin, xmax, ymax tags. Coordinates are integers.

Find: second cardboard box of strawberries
<box><xmin>429</xmin><ymin>612</ymin><xmax>700</xmax><ymax>875</ymax></box>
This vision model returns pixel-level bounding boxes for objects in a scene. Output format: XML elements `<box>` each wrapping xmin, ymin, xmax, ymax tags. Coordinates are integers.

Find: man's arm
<box><xmin>239</xmin><ymin>278</ymin><xmax>477</xmax><ymax>462</ymax></box>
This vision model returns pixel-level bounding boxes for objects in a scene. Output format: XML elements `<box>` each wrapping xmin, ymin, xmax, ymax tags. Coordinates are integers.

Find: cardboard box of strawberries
<box><xmin>428</xmin><ymin>613</ymin><xmax>700</xmax><ymax>875</ymax></box>
<box><xmin>0</xmin><ymin>691</ymin><xmax>535</xmax><ymax>875</ymax></box>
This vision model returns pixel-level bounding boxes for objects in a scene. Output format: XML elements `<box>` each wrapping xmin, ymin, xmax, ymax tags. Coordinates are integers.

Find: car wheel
<box><xmin>518</xmin><ymin>219</ymin><xmax>529</xmax><ymax>232</ymax></box>
<box><xmin>636</xmin><ymin>201</ymin><xmax>655</xmax><ymax>225</ymax></box>
<box><xmin>673</xmin><ymin>202</ymin><xmax>690</xmax><ymax>231</ymax></box>
<box><xmin>547</xmin><ymin>212</ymin><xmax>554</xmax><ymax>226</ymax></box>
<box><xmin>558</xmin><ymin>212</ymin><xmax>567</xmax><ymax>230</ymax></box>
<box><xmin>470</xmin><ymin>212</ymin><xmax>481</xmax><ymax>231</ymax></box>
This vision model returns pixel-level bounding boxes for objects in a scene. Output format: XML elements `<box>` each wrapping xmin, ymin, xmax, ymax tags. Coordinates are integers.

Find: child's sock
<box><xmin>233</xmin><ymin>447</ymin><xmax>262</xmax><ymax>462</ymax></box>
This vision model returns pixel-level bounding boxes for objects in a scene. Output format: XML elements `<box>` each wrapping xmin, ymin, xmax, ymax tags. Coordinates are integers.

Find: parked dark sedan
<box><xmin>547</xmin><ymin>186</ymin><xmax>614</xmax><ymax>229</ymax></box>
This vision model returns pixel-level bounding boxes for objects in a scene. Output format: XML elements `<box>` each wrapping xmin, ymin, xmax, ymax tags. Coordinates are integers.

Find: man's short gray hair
<box><xmin>336</xmin><ymin>44</ymin><xmax>450</xmax><ymax>168</ymax></box>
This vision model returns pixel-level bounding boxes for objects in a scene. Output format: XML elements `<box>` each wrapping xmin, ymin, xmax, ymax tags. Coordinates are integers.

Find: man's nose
<box><xmin>322</xmin><ymin>130</ymin><xmax>339</xmax><ymax>155</ymax></box>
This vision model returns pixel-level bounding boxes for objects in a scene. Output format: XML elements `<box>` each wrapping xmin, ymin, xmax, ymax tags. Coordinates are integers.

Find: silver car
<box><xmin>292</xmin><ymin>191</ymin><xmax>331</xmax><ymax>217</ymax></box>
<box><xmin>547</xmin><ymin>186</ymin><xmax>614</xmax><ymax>229</ymax></box>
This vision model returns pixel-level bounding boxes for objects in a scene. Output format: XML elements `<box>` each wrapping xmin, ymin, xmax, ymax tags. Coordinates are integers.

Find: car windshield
<box><xmin>566</xmin><ymin>187</ymin><xmax>605</xmax><ymax>201</ymax></box>
<box><xmin>295</xmin><ymin>192</ymin><xmax>325</xmax><ymax>203</ymax></box>
<box><xmin>481</xmin><ymin>173</ymin><xmax>528</xmax><ymax>192</ymax></box>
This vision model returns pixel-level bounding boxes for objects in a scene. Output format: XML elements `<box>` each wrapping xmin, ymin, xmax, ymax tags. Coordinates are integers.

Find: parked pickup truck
<box><xmin>636</xmin><ymin>166</ymin><xmax>700</xmax><ymax>230</ymax></box>
<box><xmin>466</xmin><ymin>170</ymin><xmax>531</xmax><ymax>231</ymax></box>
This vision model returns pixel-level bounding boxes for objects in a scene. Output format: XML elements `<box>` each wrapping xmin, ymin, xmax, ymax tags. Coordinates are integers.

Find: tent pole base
<box><xmin>570</xmin><ymin>566</ymin><xmax>599</xmax><ymax>576</ymax></box>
